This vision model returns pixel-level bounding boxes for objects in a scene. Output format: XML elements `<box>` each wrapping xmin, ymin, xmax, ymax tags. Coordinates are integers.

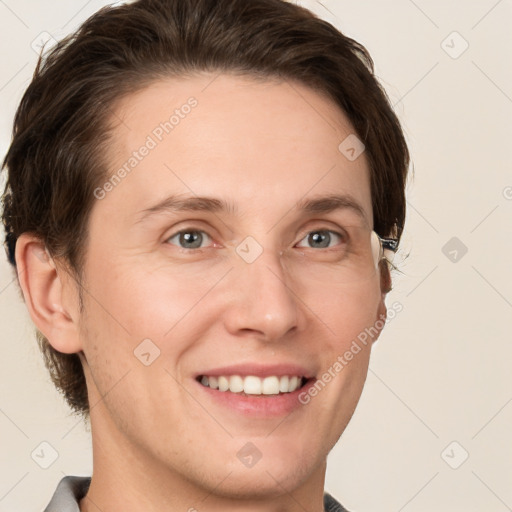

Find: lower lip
<box><xmin>195</xmin><ymin>378</ymin><xmax>317</xmax><ymax>416</ymax></box>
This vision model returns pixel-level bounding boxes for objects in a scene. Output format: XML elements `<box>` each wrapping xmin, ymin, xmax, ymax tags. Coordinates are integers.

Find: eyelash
<box><xmin>165</xmin><ymin>227</ymin><xmax>347</xmax><ymax>252</ymax></box>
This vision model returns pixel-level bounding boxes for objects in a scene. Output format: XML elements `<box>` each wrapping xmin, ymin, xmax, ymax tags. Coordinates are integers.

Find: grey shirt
<box><xmin>43</xmin><ymin>476</ymin><xmax>349</xmax><ymax>511</ymax></box>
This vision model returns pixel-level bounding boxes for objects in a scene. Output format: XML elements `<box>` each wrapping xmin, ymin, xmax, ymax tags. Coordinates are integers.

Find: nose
<box><xmin>222</xmin><ymin>249</ymin><xmax>302</xmax><ymax>342</ymax></box>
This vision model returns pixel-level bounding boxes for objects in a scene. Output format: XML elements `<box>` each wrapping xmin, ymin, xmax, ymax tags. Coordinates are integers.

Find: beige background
<box><xmin>1</xmin><ymin>1</ymin><xmax>511</xmax><ymax>511</ymax></box>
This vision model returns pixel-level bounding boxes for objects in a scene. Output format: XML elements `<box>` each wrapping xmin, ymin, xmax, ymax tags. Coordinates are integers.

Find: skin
<box><xmin>16</xmin><ymin>73</ymin><xmax>388</xmax><ymax>512</ymax></box>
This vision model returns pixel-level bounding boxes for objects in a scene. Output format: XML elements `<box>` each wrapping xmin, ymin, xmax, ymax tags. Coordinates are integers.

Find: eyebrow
<box><xmin>135</xmin><ymin>193</ymin><xmax>367</xmax><ymax>223</ymax></box>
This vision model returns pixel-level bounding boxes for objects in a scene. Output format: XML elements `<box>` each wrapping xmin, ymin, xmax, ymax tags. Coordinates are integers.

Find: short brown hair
<box><xmin>1</xmin><ymin>0</ymin><xmax>410</xmax><ymax>419</ymax></box>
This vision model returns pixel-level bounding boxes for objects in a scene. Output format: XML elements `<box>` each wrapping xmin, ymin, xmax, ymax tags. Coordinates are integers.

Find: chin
<box><xmin>205</xmin><ymin>461</ymin><xmax>316</xmax><ymax>501</ymax></box>
<box><xmin>203</xmin><ymin>440</ymin><xmax>322</xmax><ymax>500</ymax></box>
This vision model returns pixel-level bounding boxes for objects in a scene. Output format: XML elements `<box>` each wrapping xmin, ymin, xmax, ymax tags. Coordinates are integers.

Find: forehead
<box><xmin>96</xmin><ymin>73</ymin><xmax>373</xmax><ymax>227</ymax></box>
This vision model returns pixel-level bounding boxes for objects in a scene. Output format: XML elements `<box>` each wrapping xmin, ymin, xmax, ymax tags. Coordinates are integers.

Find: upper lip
<box><xmin>196</xmin><ymin>363</ymin><xmax>316</xmax><ymax>379</ymax></box>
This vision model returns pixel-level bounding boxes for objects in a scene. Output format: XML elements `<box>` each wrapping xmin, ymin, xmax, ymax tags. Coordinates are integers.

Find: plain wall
<box><xmin>1</xmin><ymin>1</ymin><xmax>511</xmax><ymax>511</ymax></box>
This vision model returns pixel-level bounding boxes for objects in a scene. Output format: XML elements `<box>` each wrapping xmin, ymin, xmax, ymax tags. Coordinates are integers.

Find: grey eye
<box><xmin>167</xmin><ymin>230</ymin><xmax>211</xmax><ymax>249</ymax></box>
<box><xmin>296</xmin><ymin>230</ymin><xmax>342</xmax><ymax>249</ymax></box>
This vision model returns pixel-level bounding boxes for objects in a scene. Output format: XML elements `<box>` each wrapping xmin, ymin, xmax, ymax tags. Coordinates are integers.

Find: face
<box><xmin>73</xmin><ymin>74</ymin><xmax>387</xmax><ymax>497</ymax></box>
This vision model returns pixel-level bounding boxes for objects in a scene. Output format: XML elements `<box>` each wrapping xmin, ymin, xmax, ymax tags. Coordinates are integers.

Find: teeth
<box><xmin>229</xmin><ymin>375</ymin><xmax>244</xmax><ymax>393</ymax></box>
<box><xmin>262</xmin><ymin>376</ymin><xmax>280</xmax><ymax>395</ymax></box>
<box><xmin>218</xmin><ymin>376</ymin><xmax>229</xmax><ymax>392</ymax></box>
<box><xmin>199</xmin><ymin>375</ymin><xmax>305</xmax><ymax>395</ymax></box>
<box><xmin>244</xmin><ymin>376</ymin><xmax>262</xmax><ymax>395</ymax></box>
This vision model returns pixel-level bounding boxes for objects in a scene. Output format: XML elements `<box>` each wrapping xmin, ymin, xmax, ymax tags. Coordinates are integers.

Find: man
<box><xmin>1</xmin><ymin>0</ymin><xmax>409</xmax><ymax>510</ymax></box>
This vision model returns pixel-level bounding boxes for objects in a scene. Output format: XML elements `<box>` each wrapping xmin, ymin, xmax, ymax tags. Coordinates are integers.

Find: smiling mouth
<box><xmin>196</xmin><ymin>375</ymin><xmax>311</xmax><ymax>396</ymax></box>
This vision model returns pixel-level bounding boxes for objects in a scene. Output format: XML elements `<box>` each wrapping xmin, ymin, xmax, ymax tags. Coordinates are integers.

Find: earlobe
<box><xmin>15</xmin><ymin>233</ymin><xmax>83</xmax><ymax>354</ymax></box>
<box><xmin>371</xmin><ymin>297</ymin><xmax>387</xmax><ymax>345</ymax></box>
<box><xmin>379</xmin><ymin>259</ymin><xmax>392</xmax><ymax>295</ymax></box>
<box><xmin>372</xmin><ymin>261</ymin><xmax>391</xmax><ymax>344</ymax></box>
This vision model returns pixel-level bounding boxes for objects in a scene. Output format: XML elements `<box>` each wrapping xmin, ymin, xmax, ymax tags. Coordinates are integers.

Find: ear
<box><xmin>372</xmin><ymin>260</ymin><xmax>391</xmax><ymax>344</ymax></box>
<box><xmin>15</xmin><ymin>233</ymin><xmax>83</xmax><ymax>354</ymax></box>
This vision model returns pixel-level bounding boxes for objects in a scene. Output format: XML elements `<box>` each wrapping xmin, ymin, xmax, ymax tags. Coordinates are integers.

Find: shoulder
<box><xmin>43</xmin><ymin>475</ymin><xmax>91</xmax><ymax>512</ymax></box>
<box><xmin>324</xmin><ymin>491</ymin><xmax>351</xmax><ymax>512</ymax></box>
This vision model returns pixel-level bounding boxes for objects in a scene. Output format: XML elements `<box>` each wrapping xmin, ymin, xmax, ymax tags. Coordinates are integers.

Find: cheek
<box><xmin>77</xmin><ymin>261</ymin><xmax>210</xmax><ymax>426</ymax></box>
<box><xmin>82</xmin><ymin>256</ymin><xmax>200</xmax><ymax>333</ymax></box>
<box><xmin>79</xmin><ymin>258</ymin><xmax>227</xmax><ymax>377</ymax></box>
<box><xmin>306</xmin><ymin>278</ymin><xmax>381</xmax><ymax>418</ymax></box>
<box><xmin>308</xmin><ymin>279</ymin><xmax>382</xmax><ymax>348</ymax></box>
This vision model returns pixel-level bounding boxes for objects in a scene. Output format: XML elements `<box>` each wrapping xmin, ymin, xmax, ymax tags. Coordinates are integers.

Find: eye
<box><xmin>295</xmin><ymin>229</ymin><xmax>345</xmax><ymax>249</ymax></box>
<box><xmin>166</xmin><ymin>227</ymin><xmax>348</xmax><ymax>251</ymax></box>
<box><xmin>166</xmin><ymin>229</ymin><xmax>212</xmax><ymax>250</ymax></box>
